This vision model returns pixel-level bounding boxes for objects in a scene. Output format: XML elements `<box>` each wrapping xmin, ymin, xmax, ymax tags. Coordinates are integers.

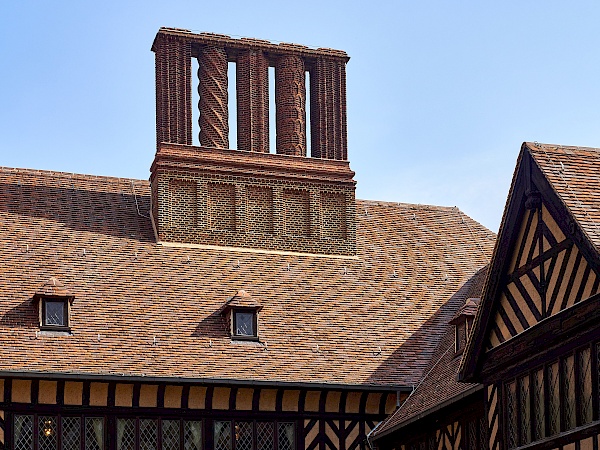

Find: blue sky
<box><xmin>2</xmin><ymin>1</ymin><xmax>599</xmax><ymax>232</ymax></box>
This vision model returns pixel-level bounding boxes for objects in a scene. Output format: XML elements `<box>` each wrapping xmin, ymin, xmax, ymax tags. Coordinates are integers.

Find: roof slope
<box><xmin>527</xmin><ymin>142</ymin><xmax>600</xmax><ymax>250</ymax></box>
<box><xmin>0</xmin><ymin>167</ymin><xmax>494</xmax><ymax>387</ymax></box>
<box><xmin>374</xmin><ymin>268</ymin><xmax>487</xmax><ymax>437</ymax></box>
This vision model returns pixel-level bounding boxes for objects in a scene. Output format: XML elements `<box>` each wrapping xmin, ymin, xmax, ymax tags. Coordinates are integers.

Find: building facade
<box><xmin>0</xmin><ymin>28</ymin><xmax>494</xmax><ymax>450</ymax></box>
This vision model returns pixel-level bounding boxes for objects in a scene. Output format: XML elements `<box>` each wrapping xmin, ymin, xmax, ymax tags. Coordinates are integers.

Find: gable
<box><xmin>487</xmin><ymin>202</ymin><xmax>599</xmax><ymax>350</ymax></box>
<box><xmin>460</xmin><ymin>142</ymin><xmax>600</xmax><ymax>383</ymax></box>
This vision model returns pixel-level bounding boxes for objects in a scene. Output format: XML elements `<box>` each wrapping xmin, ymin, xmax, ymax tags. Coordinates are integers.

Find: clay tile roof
<box><xmin>525</xmin><ymin>142</ymin><xmax>600</xmax><ymax>251</ymax></box>
<box><xmin>220</xmin><ymin>290</ymin><xmax>262</xmax><ymax>314</ymax></box>
<box><xmin>0</xmin><ymin>167</ymin><xmax>494</xmax><ymax>387</ymax></box>
<box><xmin>34</xmin><ymin>277</ymin><xmax>73</xmax><ymax>299</ymax></box>
<box><xmin>374</xmin><ymin>268</ymin><xmax>487</xmax><ymax>438</ymax></box>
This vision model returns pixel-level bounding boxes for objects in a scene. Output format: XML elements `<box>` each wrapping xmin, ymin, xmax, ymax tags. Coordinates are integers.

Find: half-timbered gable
<box><xmin>460</xmin><ymin>142</ymin><xmax>600</xmax><ymax>450</ymax></box>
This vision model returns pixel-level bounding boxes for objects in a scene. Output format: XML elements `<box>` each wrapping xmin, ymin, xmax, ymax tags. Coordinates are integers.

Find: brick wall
<box><xmin>151</xmin><ymin>144</ymin><xmax>356</xmax><ymax>256</ymax></box>
<box><xmin>151</xmin><ymin>29</ymin><xmax>355</xmax><ymax>256</ymax></box>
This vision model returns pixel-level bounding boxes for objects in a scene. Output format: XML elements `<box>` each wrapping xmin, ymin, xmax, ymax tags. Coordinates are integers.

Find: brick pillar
<box><xmin>275</xmin><ymin>55</ymin><xmax>306</xmax><ymax>156</ymax></box>
<box><xmin>236</xmin><ymin>50</ymin><xmax>269</xmax><ymax>153</ymax></box>
<box><xmin>198</xmin><ymin>45</ymin><xmax>229</xmax><ymax>149</ymax></box>
<box><xmin>310</xmin><ymin>58</ymin><xmax>347</xmax><ymax>160</ymax></box>
<box><xmin>154</xmin><ymin>34</ymin><xmax>192</xmax><ymax>146</ymax></box>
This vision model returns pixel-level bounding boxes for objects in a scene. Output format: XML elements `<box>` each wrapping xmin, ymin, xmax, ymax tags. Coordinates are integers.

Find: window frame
<box><xmin>40</xmin><ymin>297</ymin><xmax>71</xmax><ymax>332</ymax></box>
<box><xmin>232</xmin><ymin>308</ymin><xmax>259</xmax><ymax>341</ymax></box>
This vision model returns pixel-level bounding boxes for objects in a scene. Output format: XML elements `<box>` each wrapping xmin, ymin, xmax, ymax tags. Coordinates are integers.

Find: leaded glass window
<box><xmin>505</xmin><ymin>381</ymin><xmax>517</xmax><ymax>449</ymax></box>
<box><xmin>479</xmin><ymin>416</ymin><xmax>488</xmax><ymax>450</ymax></box>
<box><xmin>162</xmin><ymin>420</ymin><xmax>181</xmax><ymax>450</ymax></box>
<box><xmin>277</xmin><ymin>423</ymin><xmax>294</xmax><ymax>450</ymax></box>
<box><xmin>562</xmin><ymin>354</ymin><xmax>576</xmax><ymax>430</ymax></box>
<box><xmin>467</xmin><ymin>419</ymin><xmax>477</xmax><ymax>450</ymax></box>
<box><xmin>85</xmin><ymin>418</ymin><xmax>104</xmax><ymax>450</ymax></box>
<box><xmin>215</xmin><ymin>421</ymin><xmax>232</xmax><ymax>450</ymax></box>
<box><xmin>578</xmin><ymin>347</ymin><xmax>593</xmax><ymax>425</ymax></box>
<box><xmin>235</xmin><ymin>422</ymin><xmax>253</xmax><ymax>450</ymax></box>
<box><xmin>39</xmin><ymin>416</ymin><xmax>58</xmax><ymax>450</ymax></box>
<box><xmin>518</xmin><ymin>375</ymin><xmax>531</xmax><ymax>445</ymax></box>
<box><xmin>61</xmin><ymin>417</ymin><xmax>81</xmax><ymax>450</ymax></box>
<box><xmin>184</xmin><ymin>421</ymin><xmax>203</xmax><ymax>450</ymax></box>
<box><xmin>117</xmin><ymin>418</ymin><xmax>136</xmax><ymax>450</ymax></box>
<box><xmin>140</xmin><ymin>419</ymin><xmax>158</xmax><ymax>450</ymax></box>
<box><xmin>256</xmin><ymin>422</ymin><xmax>274</xmax><ymax>450</ymax></box>
<box><xmin>547</xmin><ymin>362</ymin><xmax>560</xmax><ymax>436</ymax></box>
<box><xmin>532</xmin><ymin>368</ymin><xmax>545</xmax><ymax>441</ymax></box>
<box><xmin>14</xmin><ymin>415</ymin><xmax>34</xmax><ymax>450</ymax></box>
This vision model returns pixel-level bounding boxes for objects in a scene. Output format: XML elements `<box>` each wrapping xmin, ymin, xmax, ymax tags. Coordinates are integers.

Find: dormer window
<box><xmin>233</xmin><ymin>309</ymin><xmax>257</xmax><ymax>338</ymax></box>
<box><xmin>33</xmin><ymin>277</ymin><xmax>74</xmax><ymax>332</ymax></box>
<box><xmin>220</xmin><ymin>290</ymin><xmax>262</xmax><ymax>342</ymax></box>
<box><xmin>449</xmin><ymin>298</ymin><xmax>480</xmax><ymax>356</ymax></box>
<box><xmin>42</xmin><ymin>299</ymin><xmax>68</xmax><ymax>328</ymax></box>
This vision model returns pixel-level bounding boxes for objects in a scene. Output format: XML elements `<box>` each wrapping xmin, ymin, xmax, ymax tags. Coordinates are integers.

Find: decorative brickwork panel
<box><xmin>283</xmin><ymin>189</ymin><xmax>310</xmax><ymax>237</ymax></box>
<box><xmin>154</xmin><ymin>34</ymin><xmax>192</xmax><ymax>146</ymax></box>
<box><xmin>321</xmin><ymin>192</ymin><xmax>347</xmax><ymax>239</ymax></box>
<box><xmin>208</xmin><ymin>182</ymin><xmax>236</xmax><ymax>231</ymax></box>
<box><xmin>237</xmin><ymin>50</ymin><xmax>269</xmax><ymax>153</ymax></box>
<box><xmin>152</xmin><ymin>145</ymin><xmax>356</xmax><ymax>255</ymax></box>
<box><xmin>310</xmin><ymin>58</ymin><xmax>347</xmax><ymax>160</ymax></box>
<box><xmin>275</xmin><ymin>55</ymin><xmax>306</xmax><ymax>156</ymax></box>
<box><xmin>247</xmin><ymin>186</ymin><xmax>274</xmax><ymax>234</ymax></box>
<box><xmin>198</xmin><ymin>46</ymin><xmax>229</xmax><ymax>149</ymax></box>
<box><xmin>168</xmin><ymin>180</ymin><xmax>197</xmax><ymax>228</ymax></box>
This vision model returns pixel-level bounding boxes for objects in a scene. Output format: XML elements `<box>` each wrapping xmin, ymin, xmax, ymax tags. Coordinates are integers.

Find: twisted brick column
<box><xmin>198</xmin><ymin>46</ymin><xmax>229</xmax><ymax>149</ymax></box>
<box><xmin>154</xmin><ymin>34</ymin><xmax>192</xmax><ymax>146</ymax></box>
<box><xmin>236</xmin><ymin>50</ymin><xmax>270</xmax><ymax>153</ymax></box>
<box><xmin>310</xmin><ymin>58</ymin><xmax>347</xmax><ymax>160</ymax></box>
<box><xmin>275</xmin><ymin>55</ymin><xmax>306</xmax><ymax>156</ymax></box>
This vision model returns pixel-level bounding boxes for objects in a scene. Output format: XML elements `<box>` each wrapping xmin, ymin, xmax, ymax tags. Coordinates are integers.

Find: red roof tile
<box><xmin>374</xmin><ymin>268</ymin><xmax>487</xmax><ymax>436</ymax></box>
<box><xmin>0</xmin><ymin>166</ymin><xmax>494</xmax><ymax>387</ymax></box>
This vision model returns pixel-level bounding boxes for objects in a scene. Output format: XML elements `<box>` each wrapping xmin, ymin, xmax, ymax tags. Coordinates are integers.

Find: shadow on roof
<box><xmin>366</xmin><ymin>267</ymin><xmax>487</xmax><ymax>387</ymax></box>
<box><xmin>0</xmin><ymin>182</ymin><xmax>155</xmax><ymax>243</ymax></box>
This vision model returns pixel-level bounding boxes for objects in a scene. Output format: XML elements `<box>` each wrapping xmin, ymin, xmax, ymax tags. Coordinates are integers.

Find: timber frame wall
<box><xmin>0</xmin><ymin>378</ymin><xmax>403</xmax><ymax>450</ymax></box>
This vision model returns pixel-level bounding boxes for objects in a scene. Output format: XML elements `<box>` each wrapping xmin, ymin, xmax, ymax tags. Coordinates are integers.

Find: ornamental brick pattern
<box><xmin>198</xmin><ymin>45</ymin><xmax>229</xmax><ymax>149</ymax></box>
<box><xmin>275</xmin><ymin>55</ymin><xmax>306</xmax><ymax>156</ymax></box>
<box><xmin>151</xmin><ymin>144</ymin><xmax>357</xmax><ymax>256</ymax></box>
<box><xmin>310</xmin><ymin>58</ymin><xmax>348</xmax><ymax>160</ymax></box>
<box><xmin>151</xmin><ymin>28</ymin><xmax>350</xmax><ymax>160</ymax></box>
<box><xmin>236</xmin><ymin>50</ymin><xmax>269</xmax><ymax>152</ymax></box>
<box><xmin>154</xmin><ymin>33</ymin><xmax>192</xmax><ymax>146</ymax></box>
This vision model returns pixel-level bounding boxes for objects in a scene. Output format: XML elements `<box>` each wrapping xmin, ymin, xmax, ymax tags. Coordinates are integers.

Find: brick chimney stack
<box><xmin>150</xmin><ymin>28</ymin><xmax>356</xmax><ymax>256</ymax></box>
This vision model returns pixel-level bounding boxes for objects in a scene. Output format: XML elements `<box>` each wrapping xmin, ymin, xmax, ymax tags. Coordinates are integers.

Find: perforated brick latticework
<box><xmin>151</xmin><ymin>144</ymin><xmax>356</xmax><ymax>255</ymax></box>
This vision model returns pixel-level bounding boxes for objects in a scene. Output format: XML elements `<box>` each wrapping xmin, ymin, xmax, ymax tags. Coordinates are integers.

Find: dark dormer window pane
<box><xmin>455</xmin><ymin>322</ymin><xmax>466</xmax><ymax>353</ymax></box>
<box><xmin>235</xmin><ymin>312</ymin><xmax>255</xmax><ymax>337</ymax></box>
<box><xmin>45</xmin><ymin>301</ymin><xmax>66</xmax><ymax>326</ymax></box>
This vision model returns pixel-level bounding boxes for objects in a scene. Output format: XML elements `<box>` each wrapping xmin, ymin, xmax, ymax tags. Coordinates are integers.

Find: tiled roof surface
<box><xmin>449</xmin><ymin>298</ymin><xmax>480</xmax><ymax>324</ymax></box>
<box><xmin>0</xmin><ymin>167</ymin><xmax>494</xmax><ymax>387</ymax></box>
<box><xmin>375</xmin><ymin>268</ymin><xmax>487</xmax><ymax>435</ymax></box>
<box><xmin>526</xmin><ymin>142</ymin><xmax>600</xmax><ymax>250</ymax></box>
